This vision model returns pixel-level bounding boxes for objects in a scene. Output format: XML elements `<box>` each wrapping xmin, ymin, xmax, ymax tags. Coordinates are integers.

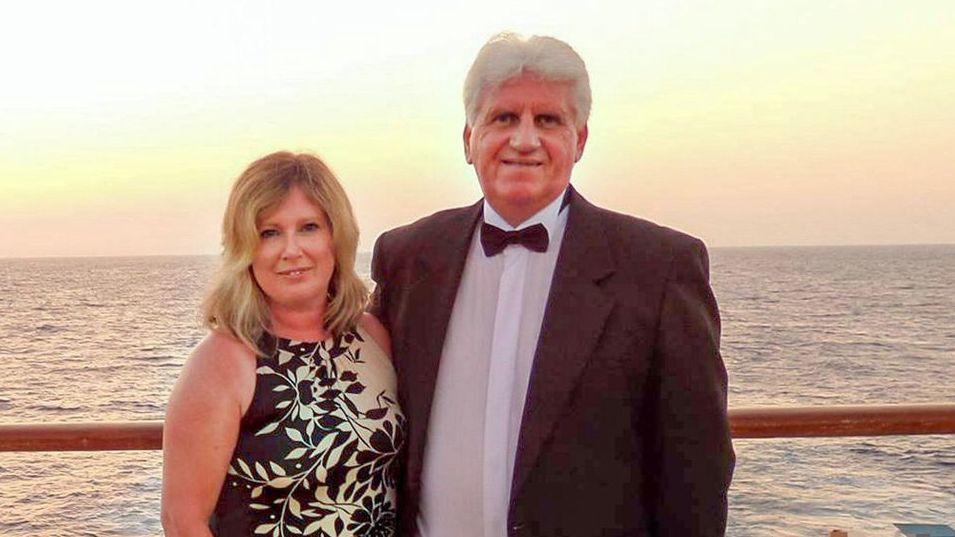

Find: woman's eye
<box><xmin>302</xmin><ymin>222</ymin><xmax>320</xmax><ymax>232</ymax></box>
<box><xmin>259</xmin><ymin>229</ymin><xmax>279</xmax><ymax>239</ymax></box>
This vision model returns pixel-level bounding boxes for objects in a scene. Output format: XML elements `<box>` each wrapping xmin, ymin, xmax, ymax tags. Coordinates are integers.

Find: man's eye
<box><xmin>493</xmin><ymin>113</ymin><xmax>517</xmax><ymax>124</ymax></box>
<box><xmin>259</xmin><ymin>229</ymin><xmax>279</xmax><ymax>239</ymax></box>
<box><xmin>537</xmin><ymin>115</ymin><xmax>561</xmax><ymax>127</ymax></box>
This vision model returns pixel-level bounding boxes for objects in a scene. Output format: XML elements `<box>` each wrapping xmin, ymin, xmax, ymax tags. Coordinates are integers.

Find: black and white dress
<box><xmin>210</xmin><ymin>327</ymin><xmax>405</xmax><ymax>537</ymax></box>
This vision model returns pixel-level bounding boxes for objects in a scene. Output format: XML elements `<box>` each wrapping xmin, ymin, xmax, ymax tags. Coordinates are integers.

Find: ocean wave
<box><xmin>27</xmin><ymin>403</ymin><xmax>84</xmax><ymax>412</ymax></box>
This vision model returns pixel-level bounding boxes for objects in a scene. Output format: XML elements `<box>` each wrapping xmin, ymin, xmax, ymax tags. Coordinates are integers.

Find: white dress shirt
<box><xmin>417</xmin><ymin>190</ymin><xmax>570</xmax><ymax>537</ymax></box>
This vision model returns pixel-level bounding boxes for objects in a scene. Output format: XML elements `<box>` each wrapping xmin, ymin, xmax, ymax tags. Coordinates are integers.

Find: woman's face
<box><xmin>251</xmin><ymin>184</ymin><xmax>336</xmax><ymax>311</ymax></box>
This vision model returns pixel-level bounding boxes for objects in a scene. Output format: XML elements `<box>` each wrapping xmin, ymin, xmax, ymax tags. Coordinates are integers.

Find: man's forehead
<box><xmin>481</xmin><ymin>77</ymin><xmax>575</xmax><ymax>112</ymax></box>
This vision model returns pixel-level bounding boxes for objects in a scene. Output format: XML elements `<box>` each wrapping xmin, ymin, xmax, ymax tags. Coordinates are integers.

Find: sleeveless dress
<box><xmin>210</xmin><ymin>326</ymin><xmax>405</xmax><ymax>537</ymax></box>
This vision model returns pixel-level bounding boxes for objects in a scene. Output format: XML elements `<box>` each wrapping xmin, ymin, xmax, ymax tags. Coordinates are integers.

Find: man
<box><xmin>370</xmin><ymin>32</ymin><xmax>734</xmax><ymax>537</ymax></box>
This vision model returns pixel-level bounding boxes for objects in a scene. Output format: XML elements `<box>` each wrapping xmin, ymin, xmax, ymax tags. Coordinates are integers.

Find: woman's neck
<box><xmin>268</xmin><ymin>300</ymin><xmax>329</xmax><ymax>341</ymax></box>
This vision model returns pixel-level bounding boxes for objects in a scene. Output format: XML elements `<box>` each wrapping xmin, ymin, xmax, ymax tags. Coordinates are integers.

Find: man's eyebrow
<box><xmin>484</xmin><ymin>105</ymin><xmax>511</xmax><ymax>117</ymax></box>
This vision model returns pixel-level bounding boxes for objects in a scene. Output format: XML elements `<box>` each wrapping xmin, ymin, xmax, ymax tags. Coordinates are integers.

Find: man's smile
<box><xmin>501</xmin><ymin>159</ymin><xmax>543</xmax><ymax>167</ymax></box>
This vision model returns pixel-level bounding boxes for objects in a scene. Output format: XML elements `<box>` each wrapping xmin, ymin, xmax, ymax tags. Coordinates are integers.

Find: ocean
<box><xmin>1</xmin><ymin>245</ymin><xmax>953</xmax><ymax>536</ymax></box>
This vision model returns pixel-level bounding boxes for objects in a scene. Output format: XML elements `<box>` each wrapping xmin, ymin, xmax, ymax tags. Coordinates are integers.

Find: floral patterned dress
<box><xmin>210</xmin><ymin>327</ymin><xmax>405</xmax><ymax>537</ymax></box>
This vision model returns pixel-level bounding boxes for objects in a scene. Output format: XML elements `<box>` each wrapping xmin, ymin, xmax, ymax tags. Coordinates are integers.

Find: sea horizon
<box><xmin>2</xmin><ymin>241</ymin><xmax>954</xmax><ymax>261</ymax></box>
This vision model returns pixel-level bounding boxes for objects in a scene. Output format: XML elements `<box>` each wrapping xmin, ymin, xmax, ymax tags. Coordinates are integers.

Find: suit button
<box><xmin>510</xmin><ymin>523</ymin><xmax>525</xmax><ymax>533</ymax></box>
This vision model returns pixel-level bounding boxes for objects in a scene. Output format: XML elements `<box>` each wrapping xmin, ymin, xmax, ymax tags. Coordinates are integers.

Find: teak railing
<box><xmin>1</xmin><ymin>403</ymin><xmax>954</xmax><ymax>452</ymax></box>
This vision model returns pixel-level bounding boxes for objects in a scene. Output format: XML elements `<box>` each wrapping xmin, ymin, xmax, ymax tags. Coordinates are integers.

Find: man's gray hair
<box><xmin>464</xmin><ymin>32</ymin><xmax>591</xmax><ymax>128</ymax></box>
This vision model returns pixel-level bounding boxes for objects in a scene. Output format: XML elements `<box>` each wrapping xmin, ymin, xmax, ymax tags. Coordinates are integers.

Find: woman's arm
<box><xmin>161</xmin><ymin>332</ymin><xmax>257</xmax><ymax>537</ymax></box>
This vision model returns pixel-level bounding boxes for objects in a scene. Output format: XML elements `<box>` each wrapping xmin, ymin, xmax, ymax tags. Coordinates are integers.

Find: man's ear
<box><xmin>575</xmin><ymin>123</ymin><xmax>589</xmax><ymax>162</ymax></box>
<box><xmin>463</xmin><ymin>124</ymin><xmax>473</xmax><ymax>164</ymax></box>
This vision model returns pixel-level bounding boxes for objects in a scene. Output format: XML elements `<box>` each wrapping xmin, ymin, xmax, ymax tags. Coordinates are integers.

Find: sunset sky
<box><xmin>2</xmin><ymin>1</ymin><xmax>953</xmax><ymax>257</ymax></box>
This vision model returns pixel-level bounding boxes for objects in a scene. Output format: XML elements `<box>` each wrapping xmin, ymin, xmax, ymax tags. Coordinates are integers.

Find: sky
<box><xmin>2</xmin><ymin>0</ymin><xmax>953</xmax><ymax>257</ymax></box>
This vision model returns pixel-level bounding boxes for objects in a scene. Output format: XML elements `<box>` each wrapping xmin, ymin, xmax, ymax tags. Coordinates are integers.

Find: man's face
<box><xmin>464</xmin><ymin>73</ymin><xmax>588</xmax><ymax>226</ymax></box>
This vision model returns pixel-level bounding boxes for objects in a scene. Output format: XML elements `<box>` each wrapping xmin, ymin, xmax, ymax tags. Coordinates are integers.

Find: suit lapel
<box><xmin>511</xmin><ymin>188</ymin><xmax>616</xmax><ymax>498</ymax></box>
<box><xmin>401</xmin><ymin>201</ymin><xmax>482</xmax><ymax>491</ymax></box>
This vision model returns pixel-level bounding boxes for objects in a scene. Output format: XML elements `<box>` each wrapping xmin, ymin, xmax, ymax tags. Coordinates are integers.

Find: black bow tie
<box><xmin>480</xmin><ymin>223</ymin><xmax>549</xmax><ymax>257</ymax></box>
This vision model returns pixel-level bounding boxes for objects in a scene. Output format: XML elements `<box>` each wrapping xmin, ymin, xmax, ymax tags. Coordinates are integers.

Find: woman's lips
<box><xmin>278</xmin><ymin>267</ymin><xmax>312</xmax><ymax>277</ymax></box>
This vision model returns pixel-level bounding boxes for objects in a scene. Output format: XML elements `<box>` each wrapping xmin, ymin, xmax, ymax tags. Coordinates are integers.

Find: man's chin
<box><xmin>495</xmin><ymin>168</ymin><xmax>544</xmax><ymax>184</ymax></box>
<box><xmin>485</xmin><ymin>191</ymin><xmax>561</xmax><ymax>227</ymax></box>
<box><xmin>488</xmin><ymin>189</ymin><xmax>540</xmax><ymax>208</ymax></box>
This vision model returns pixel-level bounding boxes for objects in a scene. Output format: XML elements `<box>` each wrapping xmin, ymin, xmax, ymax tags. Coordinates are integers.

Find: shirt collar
<box><xmin>483</xmin><ymin>187</ymin><xmax>569</xmax><ymax>240</ymax></box>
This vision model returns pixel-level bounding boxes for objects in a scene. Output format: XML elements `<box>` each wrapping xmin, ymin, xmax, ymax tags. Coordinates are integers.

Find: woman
<box><xmin>162</xmin><ymin>151</ymin><xmax>404</xmax><ymax>537</ymax></box>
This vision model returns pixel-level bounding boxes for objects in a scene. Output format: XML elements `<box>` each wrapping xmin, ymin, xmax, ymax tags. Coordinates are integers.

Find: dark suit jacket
<box><xmin>370</xmin><ymin>187</ymin><xmax>734</xmax><ymax>537</ymax></box>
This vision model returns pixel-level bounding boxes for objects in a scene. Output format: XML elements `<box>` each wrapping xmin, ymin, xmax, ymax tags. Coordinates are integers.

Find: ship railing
<box><xmin>0</xmin><ymin>403</ymin><xmax>954</xmax><ymax>452</ymax></box>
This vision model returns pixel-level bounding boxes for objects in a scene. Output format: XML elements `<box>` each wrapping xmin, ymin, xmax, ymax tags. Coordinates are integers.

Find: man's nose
<box><xmin>509</xmin><ymin>116</ymin><xmax>541</xmax><ymax>151</ymax></box>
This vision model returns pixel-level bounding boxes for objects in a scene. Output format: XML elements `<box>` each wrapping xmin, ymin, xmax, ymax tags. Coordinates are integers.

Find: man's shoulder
<box><xmin>581</xmin><ymin>201</ymin><xmax>705</xmax><ymax>255</ymax></box>
<box><xmin>372</xmin><ymin>203</ymin><xmax>479</xmax><ymax>269</ymax></box>
<box><xmin>577</xmin><ymin>202</ymin><xmax>710</xmax><ymax>283</ymax></box>
<box><xmin>377</xmin><ymin>204</ymin><xmax>477</xmax><ymax>248</ymax></box>
<box><xmin>386</xmin><ymin>205</ymin><xmax>474</xmax><ymax>238</ymax></box>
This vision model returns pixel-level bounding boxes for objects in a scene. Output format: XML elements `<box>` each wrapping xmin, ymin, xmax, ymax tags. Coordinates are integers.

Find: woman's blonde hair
<box><xmin>202</xmin><ymin>151</ymin><xmax>367</xmax><ymax>355</ymax></box>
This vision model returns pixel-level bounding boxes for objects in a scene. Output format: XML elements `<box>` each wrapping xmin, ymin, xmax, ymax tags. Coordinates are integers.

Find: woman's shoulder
<box><xmin>357</xmin><ymin>312</ymin><xmax>391</xmax><ymax>360</ymax></box>
<box><xmin>181</xmin><ymin>330</ymin><xmax>259</xmax><ymax>408</ymax></box>
<box><xmin>192</xmin><ymin>330</ymin><xmax>258</xmax><ymax>368</ymax></box>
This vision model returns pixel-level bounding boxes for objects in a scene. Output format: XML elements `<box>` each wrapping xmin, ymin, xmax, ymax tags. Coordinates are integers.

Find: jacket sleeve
<box><xmin>647</xmin><ymin>237</ymin><xmax>735</xmax><ymax>536</ymax></box>
<box><xmin>367</xmin><ymin>232</ymin><xmax>390</xmax><ymax>330</ymax></box>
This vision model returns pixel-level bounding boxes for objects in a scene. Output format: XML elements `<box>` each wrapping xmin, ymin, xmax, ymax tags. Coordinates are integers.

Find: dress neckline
<box><xmin>269</xmin><ymin>333</ymin><xmax>333</xmax><ymax>345</ymax></box>
<box><xmin>266</xmin><ymin>326</ymin><xmax>362</xmax><ymax>347</ymax></box>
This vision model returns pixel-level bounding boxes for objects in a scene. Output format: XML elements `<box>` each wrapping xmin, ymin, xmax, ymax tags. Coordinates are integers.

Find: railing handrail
<box><xmin>729</xmin><ymin>403</ymin><xmax>955</xmax><ymax>438</ymax></box>
<box><xmin>1</xmin><ymin>403</ymin><xmax>954</xmax><ymax>452</ymax></box>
